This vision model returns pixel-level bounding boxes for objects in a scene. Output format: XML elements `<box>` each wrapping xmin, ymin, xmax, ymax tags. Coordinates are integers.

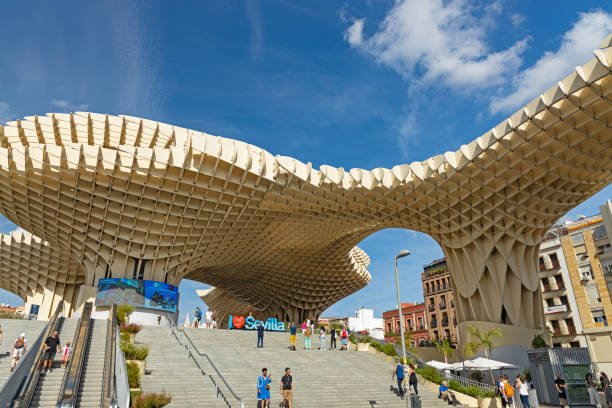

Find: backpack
<box><xmin>15</xmin><ymin>338</ymin><xmax>24</xmax><ymax>349</ymax></box>
<box><xmin>504</xmin><ymin>381</ymin><xmax>514</xmax><ymax>397</ymax></box>
<box><xmin>341</xmin><ymin>330</ymin><xmax>348</xmax><ymax>338</ymax></box>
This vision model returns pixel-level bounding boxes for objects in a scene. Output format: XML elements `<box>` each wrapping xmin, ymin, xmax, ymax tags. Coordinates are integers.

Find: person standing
<box><xmin>193</xmin><ymin>307</ymin><xmax>202</xmax><ymax>328</ymax></box>
<box><xmin>586</xmin><ymin>373</ymin><xmax>602</xmax><ymax>407</ymax></box>
<box><xmin>289</xmin><ymin>322</ymin><xmax>297</xmax><ymax>351</ymax></box>
<box><xmin>555</xmin><ymin>374</ymin><xmax>568</xmax><ymax>407</ymax></box>
<box><xmin>392</xmin><ymin>358</ymin><xmax>405</xmax><ymax>399</ymax></box>
<box><xmin>601</xmin><ymin>372</ymin><xmax>612</xmax><ymax>408</ymax></box>
<box><xmin>515</xmin><ymin>375</ymin><xmax>530</xmax><ymax>408</ymax></box>
<box><xmin>301</xmin><ymin>321</ymin><xmax>306</xmax><ymax>334</ymax></box>
<box><xmin>61</xmin><ymin>341</ymin><xmax>72</xmax><ymax>369</ymax></box>
<box><xmin>257</xmin><ymin>367</ymin><xmax>271</xmax><ymax>408</ymax></box>
<box><xmin>42</xmin><ymin>330</ymin><xmax>61</xmax><ymax>373</ymax></box>
<box><xmin>340</xmin><ymin>328</ymin><xmax>348</xmax><ymax>350</ymax></box>
<box><xmin>304</xmin><ymin>326</ymin><xmax>312</xmax><ymax>350</ymax></box>
<box><xmin>330</xmin><ymin>326</ymin><xmax>337</xmax><ymax>350</ymax></box>
<box><xmin>408</xmin><ymin>363</ymin><xmax>418</xmax><ymax>395</ymax></box>
<box><xmin>280</xmin><ymin>367</ymin><xmax>293</xmax><ymax>408</ymax></box>
<box><xmin>257</xmin><ymin>321</ymin><xmax>265</xmax><ymax>348</ymax></box>
<box><xmin>205</xmin><ymin>309</ymin><xmax>213</xmax><ymax>328</ymax></box>
<box><xmin>10</xmin><ymin>333</ymin><xmax>26</xmax><ymax>372</ymax></box>
<box><xmin>502</xmin><ymin>374</ymin><xmax>515</xmax><ymax>408</ymax></box>
<box><xmin>319</xmin><ymin>326</ymin><xmax>326</xmax><ymax>350</ymax></box>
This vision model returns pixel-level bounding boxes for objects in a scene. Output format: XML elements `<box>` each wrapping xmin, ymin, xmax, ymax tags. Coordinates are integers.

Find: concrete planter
<box><xmin>127</xmin><ymin>359</ymin><xmax>146</xmax><ymax>381</ymax></box>
<box><xmin>477</xmin><ymin>397</ymin><xmax>500</xmax><ymax>408</ymax></box>
<box><xmin>356</xmin><ymin>343</ymin><xmax>370</xmax><ymax>352</ymax></box>
<box><xmin>366</xmin><ymin>347</ymin><xmax>397</xmax><ymax>365</ymax></box>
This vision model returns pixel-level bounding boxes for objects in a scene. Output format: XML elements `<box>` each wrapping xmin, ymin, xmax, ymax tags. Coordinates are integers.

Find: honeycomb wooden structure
<box><xmin>0</xmin><ymin>35</ymin><xmax>611</xmax><ymax>326</ymax></box>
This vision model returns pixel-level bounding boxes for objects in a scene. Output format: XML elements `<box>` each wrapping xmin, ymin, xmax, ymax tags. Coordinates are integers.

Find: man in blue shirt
<box><xmin>439</xmin><ymin>381</ymin><xmax>458</xmax><ymax>405</ymax></box>
<box><xmin>392</xmin><ymin>359</ymin><xmax>405</xmax><ymax>399</ymax></box>
<box><xmin>257</xmin><ymin>321</ymin><xmax>264</xmax><ymax>348</ymax></box>
<box><xmin>289</xmin><ymin>322</ymin><xmax>297</xmax><ymax>350</ymax></box>
<box><xmin>193</xmin><ymin>307</ymin><xmax>202</xmax><ymax>328</ymax></box>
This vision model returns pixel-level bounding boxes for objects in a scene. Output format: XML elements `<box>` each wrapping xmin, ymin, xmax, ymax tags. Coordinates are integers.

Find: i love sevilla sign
<box><xmin>228</xmin><ymin>315</ymin><xmax>285</xmax><ymax>331</ymax></box>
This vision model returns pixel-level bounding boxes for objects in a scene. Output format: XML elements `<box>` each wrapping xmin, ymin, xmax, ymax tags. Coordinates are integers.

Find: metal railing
<box><xmin>170</xmin><ymin>326</ymin><xmax>244</xmax><ymax>408</ymax></box>
<box><xmin>56</xmin><ymin>302</ymin><xmax>93</xmax><ymax>408</ymax></box>
<box><xmin>354</xmin><ymin>332</ymin><xmax>496</xmax><ymax>394</ymax></box>
<box><xmin>9</xmin><ymin>300</ymin><xmax>65</xmax><ymax>408</ymax></box>
<box><xmin>101</xmin><ymin>304</ymin><xmax>119</xmax><ymax>408</ymax></box>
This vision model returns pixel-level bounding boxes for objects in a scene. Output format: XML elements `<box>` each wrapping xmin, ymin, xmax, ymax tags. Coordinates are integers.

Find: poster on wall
<box><xmin>144</xmin><ymin>281</ymin><xmax>178</xmax><ymax>312</ymax></box>
<box><xmin>95</xmin><ymin>278</ymin><xmax>178</xmax><ymax>313</ymax></box>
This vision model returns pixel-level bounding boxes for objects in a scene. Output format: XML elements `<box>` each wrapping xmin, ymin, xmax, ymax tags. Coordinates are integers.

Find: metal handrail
<box><xmin>100</xmin><ymin>304</ymin><xmax>118</xmax><ymax>408</ymax></box>
<box><xmin>56</xmin><ymin>302</ymin><xmax>93</xmax><ymax>408</ymax></box>
<box><xmin>11</xmin><ymin>300</ymin><xmax>65</xmax><ymax>408</ymax></box>
<box><xmin>170</xmin><ymin>326</ymin><xmax>244</xmax><ymax>408</ymax></box>
<box><xmin>354</xmin><ymin>332</ymin><xmax>496</xmax><ymax>393</ymax></box>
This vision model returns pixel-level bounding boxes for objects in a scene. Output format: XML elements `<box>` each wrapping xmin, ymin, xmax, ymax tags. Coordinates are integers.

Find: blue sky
<box><xmin>0</xmin><ymin>1</ymin><xmax>611</xmax><ymax>323</ymax></box>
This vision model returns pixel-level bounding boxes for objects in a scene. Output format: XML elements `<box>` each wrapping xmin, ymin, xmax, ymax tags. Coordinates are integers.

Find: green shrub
<box><xmin>416</xmin><ymin>365</ymin><xmax>443</xmax><ymax>384</ymax></box>
<box><xmin>122</xmin><ymin>342</ymin><xmax>150</xmax><ymax>360</ymax></box>
<box><xmin>371</xmin><ymin>342</ymin><xmax>383</xmax><ymax>352</ymax></box>
<box><xmin>121</xmin><ymin>323</ymin><xmax>143</xmax><ymax>334</ymax></box>
<box><xmin>470</xmin><ymin>371</ymin><xmax>484</xmax><ymax>383</ymax></box>
<box><xmin>0</xmin><ymin>311</ymin><xmax>21</xmax><ymax>319</ymax></box>
<box><xmin>131</xmin><ymin>392</ymin><xmax>171</xmax><ymax>408</ymax></box>
<box><xmin>349</xmin><ymin>333</ymin><xmax>356</xmax><ymax>344</ymax></box>
<box><xmin>117</xmin><ymin>305</ymin><xmax>134</xmax><ymax>326</ymax></box>
<box><xmin>329</xmin><ymin>322</ymin><xmax>344</xmax><ymax>330</ymax></box>
<box><xmin>382</xmin><ymin>343</ymin><xmax>397</xmax><ymax>357</ymax></box>
<box><xmin>357</xmin><ymin>335</ymin><xmax>372</xmax><ymax>343</ymax></box>
<box><xmin>120</xmin><ymin>332</ymin><xmax>132</xmax><ymax>344</ymax></box>
<box><xmin>126</xmin><ymin>361</ymin><xmax>140</xmax><ymax>388</ymax></box>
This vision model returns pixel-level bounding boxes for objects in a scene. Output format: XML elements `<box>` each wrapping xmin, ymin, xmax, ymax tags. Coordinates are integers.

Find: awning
<box><xmin>426</xmin><ymin>360</ymin><xmax>453</xmax><ymax>370</ymax></box>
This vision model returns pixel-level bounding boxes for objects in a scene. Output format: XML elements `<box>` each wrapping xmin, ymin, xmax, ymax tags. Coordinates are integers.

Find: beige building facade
<box><xmin>422</xmin><ymin>258</ymin><xmax>458</xmax><ymax>344</ymax></box>
<box><xmin>538</xmin><ymin>201</ymin><xmax>612</xmax><ymax>371</ymax></box>
<box><xmin>0</xmin><ymin>35</ymin><xmax>610</xmax><ymax>347</ymax></box>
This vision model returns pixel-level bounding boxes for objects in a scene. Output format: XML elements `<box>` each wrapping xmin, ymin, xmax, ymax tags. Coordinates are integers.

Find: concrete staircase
<box><xmin>136</xmin><ymin>326</ymin><xmax>220</xmax><ymax>407</ymax></box>
<box><xmin>75</xmin><ymin>319</ymin><xmax>108</xmax><ymax>407</ymax></box>
<box><xmin>30</xmin><ymin>317</ymin><xmax>79</xmax><ymax>408</ymax></box>
<box><xmin>138</xmin><ymin>326</ymin><xmax>459</xmax><ymax>408</ymax></box>
<box><xmin>0</xmin><ymin>318</ymin><xmax>47</xmax><ymax>387</ymax></box>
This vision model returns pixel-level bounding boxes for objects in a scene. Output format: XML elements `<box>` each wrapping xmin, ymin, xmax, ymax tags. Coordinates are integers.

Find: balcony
<box><xmin>543</xmin><ymin>284</ymin><xmax>551</xmax><ymax>292</ymax></box>
<box><xmin>442</xmin><ymin>319</ymin><xmax>449</xmax><ymax>326</ymax></box>
<box><xmin>553</xmin><ymin>328</ymin><xmax>561</xmax><ymax>336</ymax></box>
<box><xmin>431</xmin><ymin>321</ymin><xmax>438</xmax><ymax>328</ymax></box>
<box><xmin>555</xmin><ymin>282</ymin><xmax>565</xmax><ymax>290</ymax></box>
<box><xmin>567</xmin><ymin>326</ymin><xmax>577</xmax><ymax>335</ymax></box>
<box><xmin>428</xmin><ymin>304</ymin><xmax>436</xmax><ymax>311</ymax></box>
<box><xmin>540</xmin><ymin>262</ymin><xmax>561</xmax><ymax>272</ymax></box>
<box><xmin>439</xmin><ymin>302</ymin><xmax>447</xmax><ymax>310</ymax></box>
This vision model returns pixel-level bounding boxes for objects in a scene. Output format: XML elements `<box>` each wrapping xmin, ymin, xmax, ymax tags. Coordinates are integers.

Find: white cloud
<box><xmin>345</xmin><ymin>19</ymin><xmax>364</xmax><ymax>46</ymax></box>
<box><xmin>490</xmin><ymin>11</ymin><xmax>612</xmax><ymax>114</ymax></box>
<box><xmin>51</xmin><ymin>99</ymin><xmax>89</xmax><ymax>112</ymax></box>
<box><xmin>344</xmin><ymin>0</ymin><xmax>529</xmax><ymax>89</ymax></box>
<box><xmin>0</xmin><ymin>102</ymin><xmax>13</xmax><ymax>123</ymax></box>
<box><xmin>510</xmin><ymin>13</ymin><xmax>526</xmax><ymax>27</ymax></box>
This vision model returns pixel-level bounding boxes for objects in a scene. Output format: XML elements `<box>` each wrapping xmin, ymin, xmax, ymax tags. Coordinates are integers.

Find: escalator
<box><xmin>2</xmin><ymin>302</ymin><xmax>129</xmax><ymax>408</ymax></box>
<box><xmin>30</xmin><ymin>317</ymin><xmax>79</xmax><ymax>407</ymax></box>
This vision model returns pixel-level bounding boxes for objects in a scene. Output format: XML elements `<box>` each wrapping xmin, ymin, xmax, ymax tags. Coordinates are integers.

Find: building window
<box><xmin>579</xmin><ymin>264</ymin><xmax>594</xmax><ymax>281</ymax></box>
<box><xmin>571</xmin><ymin>233</ymin><xmax>585</xmax><ymax>246</ymax></box>
<box><xmin>550</xmin><ymin>253</ymin><xmax>560</xmax><ymax>268</ymax></box>
<box><xmin>592</xmin><ymin>309</ymin><xmax>608</xmax><ymax>326</ymax></box>
<box><xmin>418</xmin><ymin>317</ymin><xmax>423</xmax><ymax>329</ymax></box>
<box><xmin>569</xmin><ymin>341</ymin><xmax>580</xmax><ymax>348</ymax></box>
<box><xmin>592</xmin><ymin>225</ymin><xmax>607</xmax><ymax>239</ymax></box>
<box><xmin>565</xmin><ymin>318</ymin><xmax>576</xmax><ymax>334</ymax></box>
<box><xmin>560</xmin><ymin>295</ymin><xmax>569</xmax><ymax>306</ymax></box>
<box><xmin>386</xmin><ymin>322</ymin><xmax>392</xmax><ymax>333</ymax></box>
<box><xmin>539</xmin><ymin>256</ymin><xmax>546</xmax><ymax>271</ymax></box>
<box><xmin>436</xmin><ymin>280</ymin><xmax>441</xmax><ymax>291</ymax></box>
<box><xmin>601</xmin><ymin>259</ymin><xmax>612</xmax><ymax>276</ymax></box>
<box><xmin>585</xmin><ymin>284</ymin><xmax>601</xmax><ymax>304</ymax></box>
<box><xmin>553</xmin><ymin>343</ymin><xmax>561</xmax><ymax>348</ymax></box>
<box><xmin>426</xmin><ymin>283</ymin><xmax>430</xmax><ymax>293</ymax></box>
<box><xmin>546</xmin><ymin>298</ymin><xmax>554</xmax><ymax>307</ymax></box>
<box><xmin>541</xmin><ymin>278</ymin><xmax>550</xmax><ymax>292</ymax></box>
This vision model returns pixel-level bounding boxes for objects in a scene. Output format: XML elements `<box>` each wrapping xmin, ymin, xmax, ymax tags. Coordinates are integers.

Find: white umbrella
<box><xmin>426</xmin><ymin>360</ymin><xmax>453</xmax><ymax>370</ymax></box>
<box><xmin>448</xmin><ymin>357</ymin><xmax>518</xmax><ymax>371</ymax></box>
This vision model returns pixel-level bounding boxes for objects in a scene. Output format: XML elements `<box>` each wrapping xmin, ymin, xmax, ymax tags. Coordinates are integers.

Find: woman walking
<box><xmin>408</xmin><ymin>363</ymin><xmax>418</xmax><ymax>395</ymax></box>
<box><xmin>319</xmin><ymin>326</ymin><xmax>326</xmax><ymax>350</ymax></box>
<box><xmin>257</xmin><ymin>367</ymin><xmax>271</xmax><ymax>408</ymax></box>
<box><xmin>515</xmin><ymin>375</ymin><xmax>530</xmax><ymax>408</ymax></box>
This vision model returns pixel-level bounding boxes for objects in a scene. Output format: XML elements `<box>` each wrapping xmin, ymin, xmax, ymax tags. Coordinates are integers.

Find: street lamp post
<box><xmin>394</xmin><ymin>249</ymin><xmax>411</xmax><ymax>368</ymax></box>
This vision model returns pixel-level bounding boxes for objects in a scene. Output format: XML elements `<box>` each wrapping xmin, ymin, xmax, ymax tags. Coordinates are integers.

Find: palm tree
<box><xmin>434</xmin><ymin>339</ymin><xmax>454</xmax><ymax>364</ymax></box>
<box><xmin>464</xmin><ymin>326</ymin><xmax>503</xmax><ymax>383</ymax></box>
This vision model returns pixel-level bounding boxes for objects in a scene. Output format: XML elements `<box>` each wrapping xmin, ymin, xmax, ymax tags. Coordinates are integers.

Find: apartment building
<box><xmin>382</xmin><ymin>303</ymin><xmax>429</xmax><ymax>346</ymax></box>
<box><xmin>539</xmin><ymin>201</ymin><xmax>612</xmax><ymax>373</ymax></box>
<box><xmin>421</xmin><ymin>258</ymin><xmax>458</xmax><ymax>344</ymax></box>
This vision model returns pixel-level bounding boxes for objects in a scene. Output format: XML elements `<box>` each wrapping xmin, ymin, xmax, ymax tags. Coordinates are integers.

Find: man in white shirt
<box><xmin>205</xmin><ymin>310</ymin><xmax>213</xmax><ymax>328</ymax></box>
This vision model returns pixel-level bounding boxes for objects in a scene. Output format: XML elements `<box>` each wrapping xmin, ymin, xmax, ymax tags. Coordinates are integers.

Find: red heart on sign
<box><xmin>233</xmin><ymin>315</ymin><xmax>245</xmax><ymax>329</ymax></box>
